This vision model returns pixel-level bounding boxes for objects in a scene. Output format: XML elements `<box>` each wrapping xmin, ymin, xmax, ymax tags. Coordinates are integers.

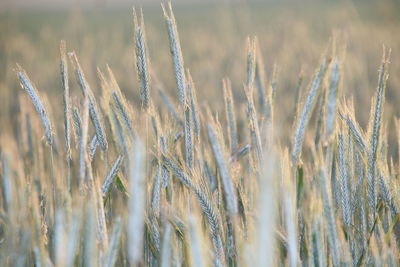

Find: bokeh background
<box><xmin>1</xmin><ymin>0</ymin><xmax>400</xmax><ymax>150</ymax></box>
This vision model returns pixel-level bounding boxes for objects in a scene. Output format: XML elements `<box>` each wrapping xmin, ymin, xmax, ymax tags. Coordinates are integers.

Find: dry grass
<box><xmin>1</xmin><ymin>1</ymin><xmax>400</xmax><ymax>266</ymax></box>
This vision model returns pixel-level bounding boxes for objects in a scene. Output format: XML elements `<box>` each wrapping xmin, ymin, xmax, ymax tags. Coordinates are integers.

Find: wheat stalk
<box><xmin>223</xmin><ymin>78</ymin><xmax>238</xmax><ymax>157</ymax></box>
<box><xmin>133</xmin><ymin>8</ymin><xmax>151</xmax><ymax>110</ymax></box>
<box><xmin>127</xmin><ymin>142</ymin><xmax>146</xmax><ymax>265</ymax></box>
<box><xmin>366</xmin><ymin>49</ymin><xmax>389</xmax><ymax>219</ymax></box>
<box><xmin>292</xmin><ymin>59</ymin><xmax>327</xmax><ymax>164</ymax></box>
<box><xmin>17</xmin><ymin>65</ymin><xmax>53</xmax><ymax>146</ymax></box>
<box><xmin>162</xmin><ymin>2</ymin><xmax>186</xmax><ymax>107</ymax></box>
<box><xmin>69</xmin><ymin>52</ymin><xmax>108</xmax><ymax>151</ymax></box>
<box><xmin>338</xmin><ymin>132</ymin><xmax>351</xmax><ymax>229</ymax></box>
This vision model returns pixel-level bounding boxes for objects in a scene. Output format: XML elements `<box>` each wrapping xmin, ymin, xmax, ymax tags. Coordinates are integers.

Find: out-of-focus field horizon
<box><xmin>1</xmin><ymin>0</ymin><xmax>400</xmax><ymax>148</ymax></box>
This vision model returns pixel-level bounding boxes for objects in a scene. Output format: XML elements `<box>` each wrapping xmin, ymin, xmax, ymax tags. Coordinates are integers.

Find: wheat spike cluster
<box><xmin>1</xmin><ymin>2</ymin><xmax>400</xmax><ymax>266</ymax></box>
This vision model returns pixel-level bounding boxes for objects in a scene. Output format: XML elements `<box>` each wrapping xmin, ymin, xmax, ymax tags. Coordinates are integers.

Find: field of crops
<box><xmin>1</xmin><ymin>1</ymin><xmax>400</xmax><ymax>266</ymax></box>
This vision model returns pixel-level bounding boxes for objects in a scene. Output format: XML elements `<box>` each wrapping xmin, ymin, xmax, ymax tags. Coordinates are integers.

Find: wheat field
<box><xmin>0</xmin><ymin>1</ymin><xmax>400</xmax><ymax>266</ymax></box>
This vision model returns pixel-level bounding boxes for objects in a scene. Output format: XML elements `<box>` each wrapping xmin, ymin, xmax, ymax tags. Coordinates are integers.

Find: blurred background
<box><xmin>1</xmin><ymin>0</ymin><xmax>400</xmax><ymax>148</ymax></box>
